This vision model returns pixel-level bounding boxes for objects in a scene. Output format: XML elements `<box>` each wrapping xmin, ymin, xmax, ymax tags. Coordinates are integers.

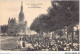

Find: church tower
<box><xmin>19</xmin><ymin>2</ymin><xmax>24</xmax><ymax>24</ymax></box>
<box><xmin>18</xmin><ymin>1</ymin><xmax>27</xmax><ymax>35</ymax></box>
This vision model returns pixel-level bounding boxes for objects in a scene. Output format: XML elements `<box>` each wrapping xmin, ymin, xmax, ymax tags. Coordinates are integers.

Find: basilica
<box><xmin>7</xmin><ymin>2</ymin><xmax>27</xmax><ymax>35</ymax></box>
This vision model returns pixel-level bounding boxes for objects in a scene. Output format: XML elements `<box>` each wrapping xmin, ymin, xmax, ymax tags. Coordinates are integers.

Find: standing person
<box><xmin>20</xmin><ymin>37</ymin><xmax>21</xmax><ymax>40</ymax></box>
<box><xmin>20</xmin><ymin>36</ymin><xmax>26</xmax><ymax>48</ymax></box>
<box><xmin>22</xmin><ymin>41</ymin><xmax>25</xmax><ymax>47</ymax></box>
<box><xmin>19</xmin><ymin>37</ymin><xmax>23</xmax><ymax>48</ymax></box>
<box><xmin>17</xmin><ymin>40</ymin><xmax>20</xmax><ymax>49</ymax></box>
<box><xmin>17</xmin><ymin>37</ymin><xmax>21</xmax><ymax>49</ymax></box>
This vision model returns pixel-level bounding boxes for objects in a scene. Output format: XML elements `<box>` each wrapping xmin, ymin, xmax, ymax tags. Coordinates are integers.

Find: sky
<box><xmin>0</xmin><ymin>0</ymin><xmax>51</xmax><ymax>27</ymax></box>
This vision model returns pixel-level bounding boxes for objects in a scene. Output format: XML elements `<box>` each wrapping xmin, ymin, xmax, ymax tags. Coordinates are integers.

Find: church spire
<box><xmin>19</xmin><ymin>1</ymin><xmax>24</xmax><ymax>21</ymax></box>
<box><xmin>21</xmin><ymin>1</ymin><xmax>23</xmax><ymax>12</ymax></box>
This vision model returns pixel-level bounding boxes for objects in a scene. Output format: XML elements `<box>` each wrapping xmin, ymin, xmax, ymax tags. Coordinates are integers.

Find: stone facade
<box><xmin>7</xmin><ymin>18</ymin><xmax>17</xmax><ymax>35</ymax></box>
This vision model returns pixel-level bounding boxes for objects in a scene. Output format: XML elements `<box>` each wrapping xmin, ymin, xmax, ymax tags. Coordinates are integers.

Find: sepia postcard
<box><xmin>0</xmin><ymin>0</ymin><xmax>79</xmax><ymax>51</ymax></box>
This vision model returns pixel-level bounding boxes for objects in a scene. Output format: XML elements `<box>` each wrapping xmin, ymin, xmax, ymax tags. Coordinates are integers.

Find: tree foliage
<box><xmin>1</xmin><ymin>25</ymin><xmax>8</xmax><ymax>35</ymax></box>
<box><xmin>30</xmin><ymin>0</ymin><xmax>79</xmax><ymax>37</ymax></box>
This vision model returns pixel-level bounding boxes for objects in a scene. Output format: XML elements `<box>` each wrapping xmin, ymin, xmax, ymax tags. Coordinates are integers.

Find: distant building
<box><xmin>7</xmin><ymin>2</ymin><xmax>27</xmax><ymax>35</ymax></box>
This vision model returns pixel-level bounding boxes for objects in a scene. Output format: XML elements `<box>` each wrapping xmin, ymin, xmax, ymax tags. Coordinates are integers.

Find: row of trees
<box><xmin>30</xmin><ymin>0</ymin><xmax>79</xmax><ymax>46</ymax></box>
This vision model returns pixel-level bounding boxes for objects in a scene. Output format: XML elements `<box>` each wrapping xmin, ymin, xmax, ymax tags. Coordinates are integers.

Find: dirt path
<box><xmin>0</xmin><ymin>36</ymin><xmax>20</xmax><ymax>50</ymax></box>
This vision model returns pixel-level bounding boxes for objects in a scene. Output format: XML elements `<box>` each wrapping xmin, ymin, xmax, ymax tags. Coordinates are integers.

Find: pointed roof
<box><xmin>21</xmin><ymin>1</ymin><xmax>23</xmax><ymax>12</ymax></box>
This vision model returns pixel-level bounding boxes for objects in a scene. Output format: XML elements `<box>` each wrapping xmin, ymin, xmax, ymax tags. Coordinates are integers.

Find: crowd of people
<box><xmin>17</xmin><ymin>35</ymin><xmax>79</xmax><ymax>51</ymax></box>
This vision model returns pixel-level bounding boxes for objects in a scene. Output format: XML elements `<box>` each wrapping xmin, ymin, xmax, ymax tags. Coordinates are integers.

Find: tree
<box><xmin>47</xmin><ymin>1</ymin><xmax>66</xmax><ymax>39</ymax></box>
<box><xmin>1</xmin><ymin>25</ymin><xmax>8</xmax><ymax>35</ymax></box>
<box><xmin>30</xmin><ymin>14</ymin><xmax>52</xmax><ymax>36</ymax></box>
<box><xmin>30</xmin><ymin>17</ymin><xmax>41</xmax><ymax>33</ymax></box>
